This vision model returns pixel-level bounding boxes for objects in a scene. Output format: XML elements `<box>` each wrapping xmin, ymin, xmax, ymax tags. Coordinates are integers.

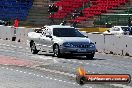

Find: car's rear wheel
<box><xmin>53</xmin><ymin>45</ymin><xmax>61</xmax><ymax>57</ymax></box>
<box><xmin>86</xmin><ymin>54</ymin><xmax>94</xmax><ymax>60</ymax></box>
<box><xmin>76</xmin><ymin>76</ymin><xmax>86</xmax><ymax>85</ymax></box>
<box><xmin>31</xmin><ymin>42</ymin><xmax>39</xmax><ymax>54</ymax></box>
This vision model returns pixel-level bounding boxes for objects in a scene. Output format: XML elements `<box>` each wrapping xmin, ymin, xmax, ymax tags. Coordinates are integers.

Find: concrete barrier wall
<box><xmin>0</xmin><ymin>25</ymin><xmax>14</xmax><ymax>40</ymax></box>
<box><xmin>88</xmin><ymin>34</ymin><xmax>105</xmax><ymax>52</ymax></box>
<box><xmin>0</xmin><ymin>25</ymin><xmax>34</xmax><ymax>43</ymax></box>
<box><xmin>104</xmin><ymin>35</ymin><xmax>132</xmax><ymax>56</ymax></box>
<box><xmin>122</xmin><ymin>36</ymin><xmax>132</xmax><ymax>56</ymax></box>
<box><xmin>87</xmin><ymin>33</ymin><xmax>132</xmax><ymax>56</ymax></box>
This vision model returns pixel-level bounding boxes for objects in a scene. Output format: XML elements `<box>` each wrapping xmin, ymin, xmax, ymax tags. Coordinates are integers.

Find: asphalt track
<box><xmin>0</xmin><ymin>39</ymin><xmax>132</xmax><ymax>88</ymax></box>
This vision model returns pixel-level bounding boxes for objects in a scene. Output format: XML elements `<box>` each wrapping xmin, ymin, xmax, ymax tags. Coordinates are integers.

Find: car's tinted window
<box><xmin>35</xmin><ymin>29</ymin><xmax>43</xmax><ymax>33</ymax></box>
<box><xmin>121</xmin><ymin>27</ymin><xmax>130</xmax><ymax>31</ymax></box>
<box><xmin>53</xmin><ymin>28</ymin><xmax>85</xmax><ymax>37</ymax></box>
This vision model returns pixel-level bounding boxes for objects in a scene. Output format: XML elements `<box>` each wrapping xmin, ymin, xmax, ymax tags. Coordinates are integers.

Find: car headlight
<box><xmin>63</xmin><ymin>43</ymin><xmax>73</xmax><ymax>47</ymax></box>
<box><xmin>89</xmin><ymin>42</ymin><xmax>95</xmax><ymax>47</ymax></box>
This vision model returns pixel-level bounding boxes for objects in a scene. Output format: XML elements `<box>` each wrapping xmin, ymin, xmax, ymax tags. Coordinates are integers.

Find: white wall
<box><xmin>0</xmin><ymin>25</ymin><xmax>33</xmax><ymax>43</ymax></box>
<box><xmin>87</xmin><ymin>33</ymin><xmax>132</xmax><ymax>56</ymax></box>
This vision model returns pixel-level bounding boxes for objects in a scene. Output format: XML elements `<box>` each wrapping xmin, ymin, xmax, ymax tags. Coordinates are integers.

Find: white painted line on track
<box><xmin>38</xmin><ymin>56</ymin><xmax>52</xmax><ymax>60</ymax></box>
<box><xmin>50</xmin><ymin>77</ymin><xmax>53</xmax><ymax>80</ymax></box>
<box><xmin>0</xmin><ymin>48</ymin><xmax>16</xmax><ymax>53</ymax></box>
<box><xmin>53</xmin><ymin>58</ymin><xmax>58</xmax><ymax>63</ymax></box>
<box><xmin>20</xmin><ymin>71</ymin><xmax>23</xmax><ymax>73</ymax></box>
<box><xmin>86</xmin><ymin>63</ymin><xmax>89</xmax><ymax>65</ymax></box>
<box><xmin>26</xmin><ymin>47</ymin><xmax>29</xmax><ymax>50</ymax></box>
<box><xmin>10</xmin><ymin>69</ymin><xmax>13</xmax><ymax>71</ymax></box>
<box><xmin>72</xmin><ymin>61</ymin><xmax>77</xmax><ymax>63</ymax></box>
<box><xmin>28</xmin><ymin>73</ymin><xmax>32</xmax><ymax>75</ymax></box>
<box><xmin>67</xmin><ymin>82</ymin><xmax>72</xmax><ymax>84</ymax></box>
<box><xmin>67</xmin><ymin>60</ymin><xmax>71</xmax><ymax>62</ymax></box>
<box><xmin>46</xmin><ymin>77</ymin><xmax>49</xmax><ymax>79</ymax></box>
<box><xmin>59</xmin><ymin>80</ymin><xmax>62</xmax><ymax>82</ymax></box>
<box><xmin>0</xmin><ymin>44</ymin><xmax>30</xmax><ymax>51</ymax></box>
<box><xmin>2</xmin><ymin>44</ymin><xmax>6</xmax><ymax>46</ymax></box>
<box><xmin>18</xmin><ymin>46</ymin><xmax>23</xmax><ymax>48</ymax></box>
<box><xmin>0</xmin><ymin>66</ymin><xmax>97</xmax><ymax>88</ymax></box>
<box><xmin>54</xmin><ymin>78</ymin><xmax>57</xmax><ymax>81</ymax></box>
<box><xmin>72</xmin><ymin>82</ymin><xmax>76</xmax><ymax>85</ymax></box>
<box><xmin>0</xmin><ymin>48</ymin><xmax>30</xmax><ymax>55</ymax></box>
<box><xmin>11</xmin><ymin>45</ymin><xmax>17</xmax><ymax>48</ymax></box>
<box><xmin>1</xmin><ymin>67</ymin><xmax>5</xmax><ymax>69</ymax></box>
<box><xmin>39</xmin><ymin>67</ymin><xmax>76</xmax><ymax>77</ymax></box>
<box><xmin>0</xmin><ymin>44</ymin><xmax>27</xmax><ymax>51</ymax></box>
<box><xmin>41</xmin><ymin>76</ymin><xmax>43</xmax><ymax>78</ymax></box>
<box><xmin>6</xmin><ymin>45</ymin><xmax>10</xmax><ymax>47</ymax></box>
<box><xmin>87</xmin><ymin>71</ymin><xmax>90</xmax><ymax>72</ymax></box>
<box><xmin>36</xmin><ymin>75</ymin><xmax>40</xmax><ymax>77</ymax></box>
<box><xmin>78</xmin><ymin>62</ymin><xmax>83</xmax><ymax>64</ymax></box>
<box><xmin>111</xmin><ymin>84</ymin><xmax>132</xmax><ymax>88</ymax></box>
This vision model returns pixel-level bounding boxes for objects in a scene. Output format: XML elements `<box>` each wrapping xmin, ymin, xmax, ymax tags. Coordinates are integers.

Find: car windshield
<box><xmin>121</xmin><ymin>27</ymin><xmax>130</xmax><ymax>31</ymax></box>
<box><xmin>53</xmin><ymin>28</ymin><xmax>85</xmax><ymax>37</ymax></box>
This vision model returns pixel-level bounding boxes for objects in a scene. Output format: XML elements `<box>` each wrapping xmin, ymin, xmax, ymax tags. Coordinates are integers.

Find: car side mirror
<box><xmin>46</xmin><ymin>35</ymin><xmax>52</xmax><ymax>38</ymax></box>
<box><xmin>107</xmin><ymin>30</ymin><xmax>110</xmax><ymax>32</ymax></box>
<box><xmin>85</xmin><ymin>36</ymin><xmax>88</xmax><ymax>38</ymax></box>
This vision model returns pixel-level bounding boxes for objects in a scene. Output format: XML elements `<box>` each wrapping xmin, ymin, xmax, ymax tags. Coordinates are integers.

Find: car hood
<box><xmin>57</xmin><ymin>37</ymin><xmax>91</xmax><ymax>43</ymax></box>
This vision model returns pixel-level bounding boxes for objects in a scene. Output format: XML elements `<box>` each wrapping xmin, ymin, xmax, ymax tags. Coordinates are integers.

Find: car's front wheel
<box><xmin>76</xmin><ymin>76</ymin><xmax>86</xmax><ymax>85</ymax></box>
<box><xmin>86</xmin><ymin>54</ymin><xmax>94</xmax><ymax>60</ymax></box>
<box><xmin>53</xmin><ymin>45</ymin><xmax>61</xmax><ymax>57</ymax></box>
<box><xmin>31</xmin><ymin>42</ymin><xmax>39</xmax><ymax>54</ymax></box>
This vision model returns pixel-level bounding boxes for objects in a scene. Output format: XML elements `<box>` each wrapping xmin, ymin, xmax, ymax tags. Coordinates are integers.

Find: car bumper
<box><xmin>59</xmin><ymin>47</ymin><xmax>96</xmax><ymax>55</ymax></box>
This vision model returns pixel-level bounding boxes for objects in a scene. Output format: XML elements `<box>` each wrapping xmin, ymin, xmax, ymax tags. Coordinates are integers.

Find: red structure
<box><xmin>49</xmin><ymin>0</ymin><xmax>89</xmax><ymax>19</ymax></box>
<box><xmin>13</xmin><ymin>18</ymin><xmax>19</xmax><ymax>28</ymax></box>
<box><xmin>49</xmin><ymin>0</ymin><xmax>128</xmax><ymax>23</ymax></box>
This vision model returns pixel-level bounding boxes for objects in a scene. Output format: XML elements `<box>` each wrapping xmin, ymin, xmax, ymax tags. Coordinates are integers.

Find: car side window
<box><xmin>37</xmin><ymin>29</ymin><xmax>43</xmax><ymax>33</ymax></box>
<box><xmin>113</xmin><ymin>27</ymin><xmax>120</xmax><ymax>31</ymax></box>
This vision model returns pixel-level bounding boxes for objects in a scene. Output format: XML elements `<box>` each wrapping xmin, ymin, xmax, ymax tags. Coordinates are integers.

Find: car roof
<box><xmin>45</xmin><ymin>25</ymin><xmax>74</xmax><ymax>29</ymax></box>
<box><xmin>113</xmin><ymin>26</ymin><xmax>130</xmax><ymax>27</ymax></box>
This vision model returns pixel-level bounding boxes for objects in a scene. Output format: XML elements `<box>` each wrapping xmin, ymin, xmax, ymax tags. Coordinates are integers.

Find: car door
<box><xmin>111</xmin><ymin>27</ymin><xmax>120</xmax><ymax>34</ymax></box>
<box><xmin>39</xmin><ymin>28</ymin><xmax>53</xmax><ymax>52</ymax></box>
<box><xmin>39</xmin><ymin>29</ymin><xmax>47</xmax><ymax>51</ymax></box>
<box><xmin>33</xmin><ymin>29</ymin><xmax>43</xmax><ymax>50</ymax></box>
<box><xmin>115</xmin><ymin>27</ymin><xmax>123</xmax><ymax>35</ymax></box>
<box><xmin>44</xmin><ymin>28</ymin><xmax>53</xmax><ymax>53</ymax></box>
<box><xmin>109</xmin><ymin>27</ymin><xmax>115</xmax><ymax>34</ymax></box>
